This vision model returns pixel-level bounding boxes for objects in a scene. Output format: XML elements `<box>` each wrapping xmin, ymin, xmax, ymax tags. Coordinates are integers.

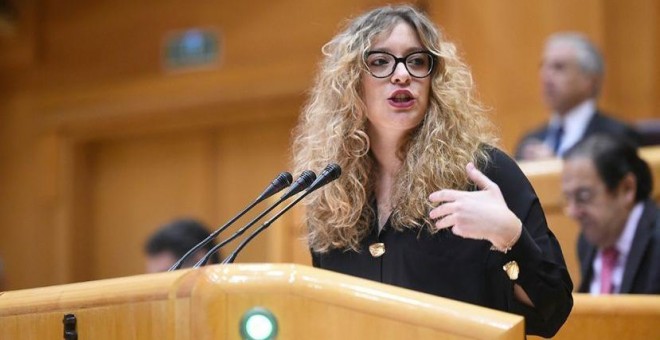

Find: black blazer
<box><xmin>312</xmin><ymin>147</ymin><xmax>573</xmax><ymax>338</ymax></box>
<box><xmin>577</xmin><ymin>200</ymin><xmax>660</xmax><ymax>294</ymax></box>
<box><xmin>514</xmin><ymin>111</ymin><xmax>642</xmax><ymax>160</ymax></box>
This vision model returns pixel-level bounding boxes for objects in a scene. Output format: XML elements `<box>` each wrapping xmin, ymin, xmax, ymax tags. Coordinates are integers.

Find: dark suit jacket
<box><xmin>514</xmin><ymin>111</ymin><xmax>642</xmax><ymax>160</ymax></box>
<box><xmin>577</xmin><ymin>200</ymin><xmax>660</xmax><ymax>294</ymax></box>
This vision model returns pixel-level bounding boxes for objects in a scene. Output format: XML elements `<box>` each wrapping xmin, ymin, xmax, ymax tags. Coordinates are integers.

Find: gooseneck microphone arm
<box><xmin>223</xmin><ymin>163</ymin><xmax>342</xmax><ymax>264</ymax></box>
<box><xmin>193</xmin><ymin>170</ymin><xmax>318</xmax><ymax>268</ymax></box>
<box><xmin>168</xmin><ymin>171</ymin><xmax>293</xmax><ymax>271</ymax></box>
<box><xmin>221</xmin><ymin>193</ymin><xmax>304</xmax><ymax>264</ymax></box>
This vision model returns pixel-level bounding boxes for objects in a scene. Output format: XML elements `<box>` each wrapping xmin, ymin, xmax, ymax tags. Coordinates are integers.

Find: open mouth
<box><xmin>390</xmin><ymin>93</ymin><xmax>413</xmax><ymax>102</ymax></box>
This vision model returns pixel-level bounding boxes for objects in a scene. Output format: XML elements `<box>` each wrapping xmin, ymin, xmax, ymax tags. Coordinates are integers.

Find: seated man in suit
<box><xmin>562</xmin><ymin>134</ymin><xmax>660</xmax><ymax>294</ymax></box>
<box><xmin>515</xmin><ymin>32</ymin><xmax>640</xmax><ymax>160</ymax></box>
<box><xmin>144</xmin><ymin>218</ymin><xmax>220</xmax><ymax>272</ymax></box>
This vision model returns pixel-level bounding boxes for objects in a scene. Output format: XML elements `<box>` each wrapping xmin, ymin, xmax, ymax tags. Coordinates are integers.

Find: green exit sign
<box><xmin>164</xmin><ymin>29</ymin><xmax>220</xmax><ymax>70</ymax></box>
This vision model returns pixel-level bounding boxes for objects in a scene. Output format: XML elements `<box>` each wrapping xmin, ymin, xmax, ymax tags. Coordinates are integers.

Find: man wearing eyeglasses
<box><xmin>561</xmin><ymin>134</ymin><xmax>660</xmax><ymax>294</ymax></box>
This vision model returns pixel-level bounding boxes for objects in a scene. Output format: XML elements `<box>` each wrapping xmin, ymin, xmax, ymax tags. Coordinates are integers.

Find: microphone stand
<box><xmin>223</xmin><ymin>163</ymin><xmax>342</xmax><ymax>264</ymax></box>
<box><xmin>168</xmin><ymin>171</ymin><xmax>292</xmax><ymax>271</ymax></box>
<box><xmin>193</xmin><ymin>170</ymin><xmax>317</xmax><ymax>268</ymax></box>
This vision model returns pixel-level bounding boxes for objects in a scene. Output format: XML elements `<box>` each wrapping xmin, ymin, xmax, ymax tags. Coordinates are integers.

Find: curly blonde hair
<box><xmin>292</xmin><ymin>5</ymin><xmax>497</xmax><ymax>252</ymax></box>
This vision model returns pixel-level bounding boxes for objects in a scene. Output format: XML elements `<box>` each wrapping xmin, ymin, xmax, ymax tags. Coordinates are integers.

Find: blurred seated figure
<box><xmin>144</xmin><ymin>218</ymin><xmax>220</xmax><ymax>273</ymax></box>
<box><xmin>562</xmin><ymin>134</ymin><xmax>660</xmax><ymax>294</ymax></box>
<box><xmin>515</xmin><ymin>32</ymin><xmax>640</xmax><ymax>160</ymax></box>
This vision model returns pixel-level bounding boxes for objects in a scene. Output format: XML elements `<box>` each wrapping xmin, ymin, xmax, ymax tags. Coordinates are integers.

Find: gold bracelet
<box><xmin>490</xmin><ymin>219</ymin><xmax>522</xmax><ymax>254</ymax></box>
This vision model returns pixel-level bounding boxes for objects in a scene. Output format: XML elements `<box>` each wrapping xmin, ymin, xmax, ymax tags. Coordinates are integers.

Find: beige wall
<box><xmin>0</xmin><ymin>0</ymin><xmax>658</xmax><ymax>289</ymax></box>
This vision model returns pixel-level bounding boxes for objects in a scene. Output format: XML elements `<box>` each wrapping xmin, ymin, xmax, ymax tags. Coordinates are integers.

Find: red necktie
<box><xmin>600</xmin><ymin>247</ymin><xmax>619</xmax><ymax>294</ymax></box>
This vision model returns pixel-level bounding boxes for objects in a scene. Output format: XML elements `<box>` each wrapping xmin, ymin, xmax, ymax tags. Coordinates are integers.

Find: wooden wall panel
<box><xmin>430</xmin><ymin>0</ymin><xmax>658</xmax><ymax>154</ymax></box>
<box><xmin>0</xmin><ymin>96</ymin><xmax>42</xmax><ymax>289</ymax></box>
<box><xmin>0</xmin><ymin>1</ymin><xmax>36</xmax><ymax>82</ymax></box>
<box><xmin>32</xmin><ymin>0</ymin><xmax>385</xmax><ymax>90</ymax></box>
<box><xmin>87</xmin><ymin>130</ymin><xmax>218</xmax><ymax>279</ymax></box>
<box><xmin>430</xmin><ymin>0</ymin><xmax>605</xmax><ymax>153</ymax></box>
<box><xmin>600</xmin><ymin>0</ymin><xmax>660</xmax><ymax>120</ymax></box>
<box><xmin>66</xmin><ymin>100</ymin><xmax>300</xmax><ymax>281</ymax></box>
<box><xmin>213</xmin><ymin>115</ymin><xmax>298</xmax><ymax>264</ymax></box>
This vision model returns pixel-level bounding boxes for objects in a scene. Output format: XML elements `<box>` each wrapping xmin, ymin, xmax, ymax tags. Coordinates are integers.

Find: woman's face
<box><xmin>361</xmin><ymin>22</ymin><xmax>431</xmax><ymax>137</ymax></box>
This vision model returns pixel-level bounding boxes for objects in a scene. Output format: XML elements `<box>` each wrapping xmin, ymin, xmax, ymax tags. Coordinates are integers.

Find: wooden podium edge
<box><xmin>190</xmin><ymin>263</ymin><xmax>525</xmax><ymax>339</ymax></box>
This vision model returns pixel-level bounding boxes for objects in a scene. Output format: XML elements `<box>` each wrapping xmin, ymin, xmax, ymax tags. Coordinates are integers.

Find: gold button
<box><xmin>503</xmin><ymin>261</ymin><xmax>519</xmax><ymax>280</ymax></box>
<box><xmin>369</xmin><ymin>243</ymin><xmax>386</xmax><ymax>257</ymax></box>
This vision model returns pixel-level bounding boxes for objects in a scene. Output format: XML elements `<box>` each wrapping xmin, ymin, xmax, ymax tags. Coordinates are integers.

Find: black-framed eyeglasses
<box><xmin>562</xmin><ymin>187</ymin><xmax>599</xmax><ymax>209</ymax></box>
<box><xmin>364</xmin><ymin>50</ymin><xmax>435</xmax><ymax>78</ymax></box>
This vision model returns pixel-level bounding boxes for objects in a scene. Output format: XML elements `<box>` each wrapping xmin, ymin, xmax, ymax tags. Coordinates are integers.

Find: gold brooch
<box><xmin>369</xmin><ymin>243</ymin><xmax>386</xmax><ymax>257</ymax></box>
<box><xmin>503</xmin><ymin>261</ymin><xmax>519</xmax><ymax>280</ymax></box>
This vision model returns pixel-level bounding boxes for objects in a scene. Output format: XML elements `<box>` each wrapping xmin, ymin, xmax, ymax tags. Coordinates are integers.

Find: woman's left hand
<box><xmin>428</xmin><ymin>162</ymin><xmax>521</xmax><ymax>248</ymax></box>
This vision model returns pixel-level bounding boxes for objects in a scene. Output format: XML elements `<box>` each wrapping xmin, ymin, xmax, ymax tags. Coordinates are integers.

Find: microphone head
<box><xmin>256</xmin><ymin>171</ymin><xmax>294</xmax><ymax>203</ymax></box>
<box><xmin>324</xmin><ymin>163</ymin><xmax>342</xmax><ymax>179</ymax></box>
<box><xmin>298</xmin><ymin>169</ymin><xmax>317</xmax><ymax>188</ymax></box>
<box><xmin>281</xmin><ymin>170</ymin><xmax>317</xmax><ymax>200</ymax></box>
<box><xmin>274</xmin><ymin>171</ymin><xmax>294</xmax><ymax>188</ymax></box>
<box><xmin>306</xmin><ymin>163</ymin><xmax>342</xmax><ymax>193</ymax></box>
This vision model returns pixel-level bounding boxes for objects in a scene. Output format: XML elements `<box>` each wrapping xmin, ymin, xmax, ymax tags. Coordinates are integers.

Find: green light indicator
<box><xmin>240</xmin><ymin>307</ymin><xmax>278</xmax><ymax>340</ymax></box>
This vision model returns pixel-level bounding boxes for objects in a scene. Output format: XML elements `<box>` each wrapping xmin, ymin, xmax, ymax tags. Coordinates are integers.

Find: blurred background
<box><xmin>0</xmin><ymin>0</ymin><xmax>657</xmax><ymax>290</ymax></box>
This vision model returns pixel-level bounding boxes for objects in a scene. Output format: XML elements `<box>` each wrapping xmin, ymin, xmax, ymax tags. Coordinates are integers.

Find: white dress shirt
<box><xmin>546</xmin><ymin>99</ymin><xmax>596</xmax><ymax>156</ymax></box>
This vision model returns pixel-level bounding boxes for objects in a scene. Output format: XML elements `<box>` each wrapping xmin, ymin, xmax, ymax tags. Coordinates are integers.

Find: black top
<box><xmin>311</xmin><ymin>147</ymin><xmax>573</xmax><ymax>338</ymax></box>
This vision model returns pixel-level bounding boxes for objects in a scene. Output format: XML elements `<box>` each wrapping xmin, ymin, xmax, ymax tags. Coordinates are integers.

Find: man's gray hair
<box><xmin>547</xmin><ymin>32</ymin><xmax>604</xmax><ymax>95</ymax></box>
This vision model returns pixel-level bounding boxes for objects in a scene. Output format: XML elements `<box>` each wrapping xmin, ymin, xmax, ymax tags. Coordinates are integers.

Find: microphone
<box><xmin>222</xmin><ymin>163</ymin><xmax>342</xmax><ymax>264</ymax></box>
<box><xmin>193</xmin><ymin>170</ymin><xmax>317</xmax><ymax>268</ymax></box>
<box><xmin>167</xmin><ymin>171</ymin><xmax>293</xmax><ymax>271</ymax></box>
<box><xmin>305</xmin><ymin>163</ymin><xmax>342</xmax><ymax>194</ymax></box>
<box><xmin>256</xmin><ymin>172</ymin><xmax>296</xmax><ymax>202</ymax></box>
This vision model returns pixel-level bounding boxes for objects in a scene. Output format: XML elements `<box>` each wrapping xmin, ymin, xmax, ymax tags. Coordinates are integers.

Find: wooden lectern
<box><xmin>0</xmin><ymin>264</ymin><xmax>524</xmax><ymax>339</ymax></box>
